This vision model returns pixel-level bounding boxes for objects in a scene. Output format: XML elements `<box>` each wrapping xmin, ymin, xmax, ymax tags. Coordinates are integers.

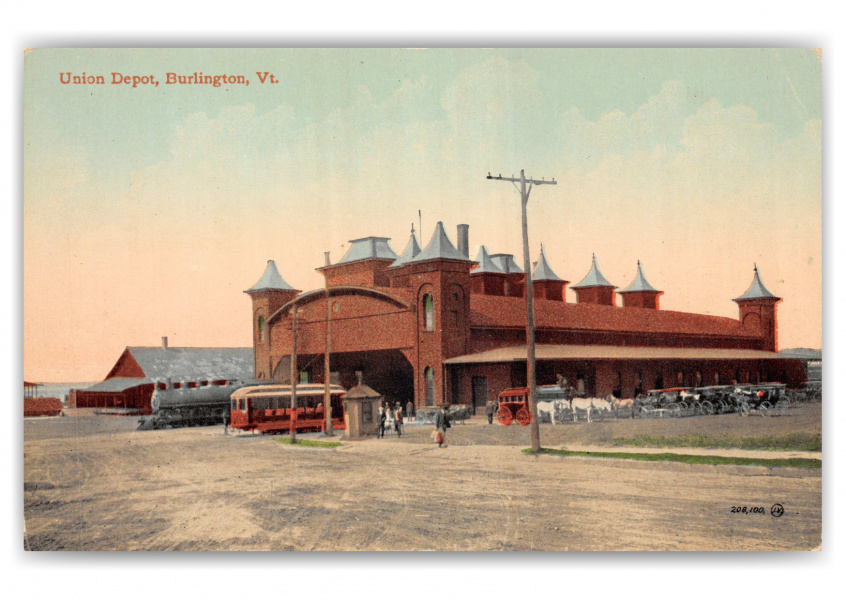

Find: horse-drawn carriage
<box><xmin>635</xmin><ymin>387</ymin><xmax>689</xmax><ymax>418</ymax></box>
<box><xmin>732</xmin><ymin>383</ymin><xmax>788</xmax><ymax>416</ymax></box>
<box><xmin>496</xmin><ymin>388</ymin><xmax>533</xmax><ymax>426</ymax></box>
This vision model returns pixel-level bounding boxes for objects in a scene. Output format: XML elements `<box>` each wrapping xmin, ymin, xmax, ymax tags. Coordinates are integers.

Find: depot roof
<box><xmin>532</xmin><ymin>245</ymin><xmax>565</xmax><ymax>282</ymax></box>
<box><xmin>469</xmin><ymin>294</ymin><xmax>759</xmax><ymax>338</ymax></box>
<box><xmin>82</xmin><ymin>377</ymin><xmax>152</xmax><ymax>392</ymax></box>
<box><xmin>619</xmin><ymin>260</ymin><xmax>661</xmax><ymax>293</ymax></box>
<box><xmin>336</xmin><ymin>237</ymin><xmax>398</xmax><ymax>265</ymax></box>
<box><xmin>405</xmin><ymin>221</ymin><xmax>470</xmax><ymax>263</ymax></box>
<box><xmin>471</xmin><ymin>246</ymin><xmax>505</xmax><ymax>274</ymax></box>
<box><xmin>734</xmin><ymin>265</ymin><xmax>780</xmax><ymax>302</ymax></box>
<box><xmin>245</xmin><ymin>260</ymin><xmax>295</xmax><ymax>293</ymax></box>
<box><xmin>444</xmin><ymin>344</ymin><xmax>785</xmax><ymax>364</ymax></box>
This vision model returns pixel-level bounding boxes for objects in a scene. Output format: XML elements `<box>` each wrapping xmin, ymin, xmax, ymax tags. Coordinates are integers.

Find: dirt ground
<box><xmin>23</xmin><ymin>404</ymin><xmax>822</xmax><ymax>551</ymax></box>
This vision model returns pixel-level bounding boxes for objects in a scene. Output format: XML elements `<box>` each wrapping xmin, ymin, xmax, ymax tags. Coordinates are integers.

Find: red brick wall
<box><xmin>534</xmin><ymin>280</ymin><xmax>565</xmax><ymax>301</ymax></box>
<box><xmin>250</xmin><ymin>288</ymin><xmax>299</xmax><ymax>379</ymax></box>
<box><xmin>321</xmin><ymin>259</ymin><xmax>393</xmax><ymax>288</ymax></box>
<box><xmin>737</xmin><ymin>299</ymin><xmax>780</xmax><ymax>352</ymax></box>
<box><xmin>574</xmin><ymin>286</ymin><xmax>616</xmax><ymax>306</ymax></box>
<box><xmin>470</xmin><ymin>274</ymin><xmax>506</xmax><ymax>296</ymax></box>
<box><xmin>620</xmin><ymin>291</ymin><xmax>662</xmax><ymax>309</ymax></box>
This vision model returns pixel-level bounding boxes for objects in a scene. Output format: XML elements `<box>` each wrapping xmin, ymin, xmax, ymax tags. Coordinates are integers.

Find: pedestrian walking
<box><xmin>394</xmin><ymin>403</ymin><xmax>403</xmax><ymax>436</ymax></box>
<box><xmin>485</xmin><ymin>399</ymin><xmax>495</xmax><ymax>425</ymax></box>
<box><xmin>406</xmin><ymin>400</ymin><xmax>415</xmax><ymax>422</ymax></box>
<box><xmin>378</xmin><ymin>405</ymin><xmax>387</xmax><ymax>438</ymax></box>
<box><xmin>433</xmin><ymin>405</ymin><xmax>451</xmax><ymax>447</ymax></box>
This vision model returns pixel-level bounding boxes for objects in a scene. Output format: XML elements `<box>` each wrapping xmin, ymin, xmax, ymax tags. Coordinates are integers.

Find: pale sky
<box><xmin>23</xmin><ymin>48</ymin><xmax>822</xmax><ymax>381</ymax></box>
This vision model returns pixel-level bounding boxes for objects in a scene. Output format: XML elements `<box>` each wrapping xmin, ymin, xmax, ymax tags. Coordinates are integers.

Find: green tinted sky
<box><xmin>23</xmin><ymin>48</ymin><xmax>822</xmax><ymax>380</ymax></box>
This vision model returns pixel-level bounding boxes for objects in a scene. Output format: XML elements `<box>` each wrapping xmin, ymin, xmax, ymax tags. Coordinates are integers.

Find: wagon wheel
<box><xmin>677</xmin><ymin>401</ymin><xmax>688</xmax><ymax>417</ymax></box>
<box><xmin>776</xmin><ymin>400</ymin><xmax>789</xmax><ymax>416</ymax></box>
<box><xmin>699</xmin><ymin>400</ymin><xmax>715</xmax><ymax>415</ymax></box>
<box><xmin>516</xmin><ymin>406</ymin><xmax>532</xmax><ymax>427</ymax></box>
<box><xmin>759</xmin><ymin>401</ymin><xmax>772</xmax><ymax>416</ymax></box>
<box><xmin>497</xmin><ymin>405</ymin><xmax>513</xmax><ymax>426</ymax></box>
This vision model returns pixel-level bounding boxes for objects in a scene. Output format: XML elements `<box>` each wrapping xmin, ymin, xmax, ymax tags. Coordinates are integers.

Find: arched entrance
<box><xmin>278</xmin><ymin>349</ymin><xmax>415</xmax><ymax>408</ymax></box>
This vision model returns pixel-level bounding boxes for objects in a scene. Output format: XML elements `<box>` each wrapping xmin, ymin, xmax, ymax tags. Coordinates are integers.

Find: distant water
<box><xmin>28</xmin><ymin>382</ymin><xmax>99</xmax><ymax>404</ymax></box>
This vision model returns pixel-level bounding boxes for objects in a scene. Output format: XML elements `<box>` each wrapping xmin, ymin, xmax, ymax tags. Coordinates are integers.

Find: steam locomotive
<box><xmin>140</xmin><ymin>377</ymin><xmax>263</xmax><ymax>429</ymax></box>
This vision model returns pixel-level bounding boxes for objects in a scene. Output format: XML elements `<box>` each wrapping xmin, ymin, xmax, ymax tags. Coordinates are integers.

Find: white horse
<box><xmin>569</xmin><ymin>397</ymin><xmax>614</xmax><ymax>422</ymax></box>
<box><xmin>610</xmin><ymin>397</ymin><xmax>636</xmax><ymax>418</ymax></box>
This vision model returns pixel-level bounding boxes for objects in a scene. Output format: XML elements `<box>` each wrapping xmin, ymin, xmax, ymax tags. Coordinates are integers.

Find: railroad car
<box><xmin>229</xmin><ymin>384</ymin><xmax>347</xmax><ymax>434</ymax></box>
<box><xmin>147</xmin><ymin>378</ymin><xmax>257</xmax><ymax>428</ymax></box>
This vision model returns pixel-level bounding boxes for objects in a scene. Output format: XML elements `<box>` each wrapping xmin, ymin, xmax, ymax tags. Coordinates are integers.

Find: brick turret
<box><xmin>531</xmin><ymin>245</ymin><xmax>568</xmax><ymax>302</ymax></box>
<box><xmin>571</xmin><ymin>254</ymin><xmax>616</xmax><ymax>306</ymax></box>
<box><xmin>619</xmin><ymin>260</ymin><xmax>663</xmax><ymax>309</ymax></box>
<box><xmin>733</xmin><ymin>265</ymin><xmax>781</xmax><ymax>352</ymax></box>
<box><xmin>245</xmin><ymin>260</ymin><xmax>300</xmax><ymax>379</ymax></box>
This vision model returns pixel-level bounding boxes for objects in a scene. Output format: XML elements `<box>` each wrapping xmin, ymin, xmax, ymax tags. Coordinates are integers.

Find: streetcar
<box><xmin>229</xmin><ymin>384</ymin><xmax>347</xmax><ymax>434</ymax></box>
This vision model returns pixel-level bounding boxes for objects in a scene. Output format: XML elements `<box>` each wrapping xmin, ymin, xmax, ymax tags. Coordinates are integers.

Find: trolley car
<box><xmin>229</xmin><ymin>384</ymin><xmax>347</xmax><ymax>434</ymax></box>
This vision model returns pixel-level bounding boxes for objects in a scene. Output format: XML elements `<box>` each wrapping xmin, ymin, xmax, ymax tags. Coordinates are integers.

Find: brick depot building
<box><xmin>247</xmin><ymin>222</ymin><xmax>804</xmax><ymax>411</ymax></box>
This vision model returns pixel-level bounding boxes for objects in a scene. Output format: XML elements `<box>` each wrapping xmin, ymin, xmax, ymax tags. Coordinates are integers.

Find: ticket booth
<box><xmin>343</xmin><ymin>374</ymin><xmax>383</xmax><ymax>440</ymax></box>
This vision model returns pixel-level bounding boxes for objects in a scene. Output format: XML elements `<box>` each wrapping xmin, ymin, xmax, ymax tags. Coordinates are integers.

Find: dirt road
<box><xmin>23</xmin><ymin>405</ymin><xmax>821</xmax><ymax>551</ymax></box>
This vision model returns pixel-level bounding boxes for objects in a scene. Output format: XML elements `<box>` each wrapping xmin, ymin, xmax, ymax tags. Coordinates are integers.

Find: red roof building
<box><xmin>248</xmin><ymin>223</ymin><xmax>805</xmax><ymax>411</ymax></box>
<box><xmin>70</xmin><ymin>342</ymin><xmax>255</xmax><ymax>414</ymax></box>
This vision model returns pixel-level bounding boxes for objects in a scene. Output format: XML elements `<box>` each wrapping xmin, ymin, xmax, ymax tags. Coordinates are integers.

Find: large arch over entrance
<box><xmin>276</xmin><ymin>349</ymin><xmax>414</xmax><ymax>407</ymax></box>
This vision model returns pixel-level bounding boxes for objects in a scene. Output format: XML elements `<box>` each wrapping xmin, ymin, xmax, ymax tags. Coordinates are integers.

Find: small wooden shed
<box><xmin>343</xmin><ymin>375</ymin><xmax>383</xmax><ymax>440</ymax></box>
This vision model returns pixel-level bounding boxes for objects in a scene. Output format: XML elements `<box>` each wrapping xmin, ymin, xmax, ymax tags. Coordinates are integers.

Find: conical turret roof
<box><xmin>532</xmin><ymin>245</ymin><xmax>565</xmax><ymax>282</ymax></box>
<box><xmin>734</xmin><ymin>265</ymin><xmax>780</xmax><ymax>302</ymax></box>
<box><xmin>571</xmin><ymin>254</ymin><xmax>615</xmax><ymax>289</ymax></box>
<box><xmin>335</xmin><ymin>236</ymin><xmax>397</xmax><ymax>265</ymax></box>
<box><xmin>490</xmin><ymin>253</ymin><xmax>523</xmax><ymax>274</ymax></box>
<box><xmin>390</xmin><ymin>227</ymin><xmax>422</xmax><ymax>268</ymax></box>
<box><xmin>619</xmin><ymin>260</ymin><xmax>661</xmax><ymax>293</ymax></box>
<box><xmin>245</xmin><ymin>260</ymin><xmax>295</xmax><ymax>294</ymax></box>
<box><xmin>471</xmin><ymin>246</ymin><xmax>505</xmax><ymax>274</ymax></box>
<box><xmin>407</xmin><ymin>221</ymin><xmax>470</xmax><ymax>263</ymax></box>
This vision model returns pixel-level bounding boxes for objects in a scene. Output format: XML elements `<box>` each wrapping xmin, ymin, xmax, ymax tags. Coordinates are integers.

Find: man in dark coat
<box><xmin>485</xmin><ymin>400</ymin><xmax>495</xmax><ymax>424</ymax></box>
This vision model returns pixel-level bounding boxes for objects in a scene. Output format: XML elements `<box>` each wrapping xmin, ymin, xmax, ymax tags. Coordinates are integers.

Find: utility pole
<box><xmin>487</xmin><ymin>169</ymin><xmax>557</xmax><ymax>452</ymax></box>
<box><xmin>323</xmin><ymin>251</ymin><xmax>334</xmax><ymax>436</ymax></box>
<box><xmin>290</xmin><ymin>304</ymin><xmax>298</xmax><ymax>444</ymax></box>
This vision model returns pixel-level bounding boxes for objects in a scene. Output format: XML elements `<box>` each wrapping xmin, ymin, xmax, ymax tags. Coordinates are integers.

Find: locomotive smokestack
<box><xmin>457</xmin><ymin>224</ymin><xmax>469</xmax><ymax>258</ymax></box>
<box><xmin>162</xmin><ymin>336</ymin><xmax>168</xmax><ymax>350</ymax></box>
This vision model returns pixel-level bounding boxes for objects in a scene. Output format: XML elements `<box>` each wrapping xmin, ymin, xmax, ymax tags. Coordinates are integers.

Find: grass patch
<box><xmin>611</xmin><ymin>433</ymin><xmax>821</xmax><ymax>452</ymax></box>
<box><xmin>274</xmin><ymin>438</ymin><xmax>342</xmax><ymax>449</ymax></box>
<box><xmin>522</xmin><ymin>447</ymin><xmax>821</xmax><ymax>469</ymax></box>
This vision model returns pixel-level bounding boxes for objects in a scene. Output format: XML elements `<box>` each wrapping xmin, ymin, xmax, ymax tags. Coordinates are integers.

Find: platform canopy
<box><xmin>443</xmin><ymin>344</ymin><xmax>784</xmax><ymax>365</ymax></box>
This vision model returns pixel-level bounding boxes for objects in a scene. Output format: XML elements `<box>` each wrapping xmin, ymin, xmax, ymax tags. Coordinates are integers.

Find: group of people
<box><xmin>378</xmin><ymin>401</ymin><xmax>412</xmax><ymax>438</ymax></box>
<box><xmin>376</xmin><ymin>401</ymin><xmax>454</xmax><ymax>448</ymax></box>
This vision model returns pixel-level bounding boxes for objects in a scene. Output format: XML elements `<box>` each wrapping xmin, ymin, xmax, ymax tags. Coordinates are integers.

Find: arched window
<box><xmin>423</xmin><ymin>294</ymin><xmax>435</xmax><ymax>332</ymax></box>
<box><xmin>695</xmin><ymin>371</ymin><xmax>702</xmax><ymax>387</ymax></box>
<box><xmin>257</xmin><ymin>315</ymin><xmax>266</xmax><ymax>343</ymax></box>
<box><xmin>424</xmin><ymin>367</ymin><xmax>435</xmax><ymax>406</ymax></box>
<box><xmin>714</xmin><ymin>371</ymin><xmax>720</xmax><ymax>385</ymax></box>
<box><xmin>677</xmin><ymin>371</ymin><xmax>684</xmax><ymax>386</ymax></box>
